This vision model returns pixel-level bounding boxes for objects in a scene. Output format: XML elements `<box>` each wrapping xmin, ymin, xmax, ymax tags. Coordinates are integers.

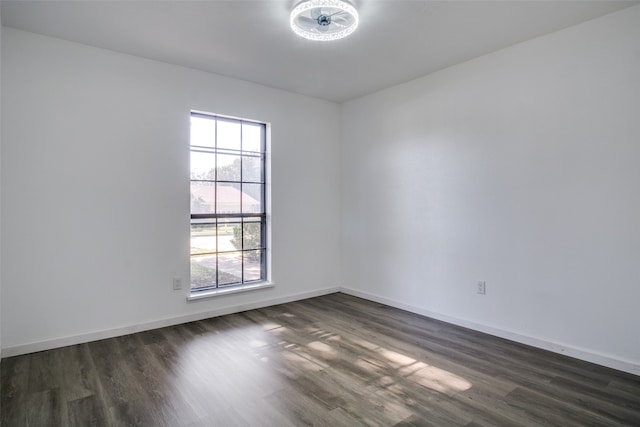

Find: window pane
<box><xmin>244</xmin><ymin>250</ymin><xmax>263</xmax><ymax>282</ymax></box>
<box><xmin>191</xmin><ymin>254</ymin><xmax>217</xmax><ymax>289</ymax></box>
<box><xmin>242</xmin><ymin>123</ymin><xmax>263</xmax><ymax>152</ymax></box>
<box><xmin>242</xmin><ymin>155</ymin><xmax>263</xmax><ymax>183</ymax></box>
<box><xmin>191</xmin><ymin>116</ymin><xmax>216</xmax><ymax>148</ymax></box>
<box><xmin>191</xmin><ymin>182</ymin><xmax>215</xmax><ymax>214</ymax></box>
<box><xmin>242</xmin><ymin>184</ymin><xmax>264</xmax><ymax>213</ymax></box>
<box><xmin>243</xmin><ymin>222</ymin><xmax>263</xmax><ymax>250</ymax></box>
<box><xmin>218</xmin><ymin>252</ymin><xmax>242</xmax><ymax>286</ymax></box>
<box><xmin>216</xmin><ymin>154</ymin><xmax>241</xmax><ymax>181</ymax></box>
<box><xmin>191</xmin><ymin>223</ymin><xmax>217</xmax><ymax>255</ymax></box>
<box><xmin>217</xmin><ymin>118</ymin><xmax>241</xmax><ymax>150</ymax></box>
<box><xmin>218</xmin><ymin>221</ymin><xmax>240</xmax><ymax>252</ymax></box>
<box><xmin>217</xmin><ymin>183</ymin><xmax>241</xmax><ymax>214</ymax></box>
<box><xmin>190</xmin><ymin>151</ymin><xmax>215</xmax><ymax>180</ymax></box>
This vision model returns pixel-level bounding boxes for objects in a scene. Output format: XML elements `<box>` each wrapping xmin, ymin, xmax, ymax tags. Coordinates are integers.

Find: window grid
<box><xmin>190</xmin><ymin>112</ymin><xmax>267</xmax><ymax>292</ymax></box>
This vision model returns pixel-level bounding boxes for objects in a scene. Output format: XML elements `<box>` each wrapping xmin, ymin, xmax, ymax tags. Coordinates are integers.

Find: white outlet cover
<box><xmin>477</xmin><ymin>281</ymin><xmax>486</xmax><ymax>294</ymax></box>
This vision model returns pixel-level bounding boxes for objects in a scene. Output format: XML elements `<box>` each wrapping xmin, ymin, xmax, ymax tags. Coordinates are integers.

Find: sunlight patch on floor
<box><xmin>407</xmin><ymin>364</ymin><xmax>472</xmax><ymax>395</ymax></box>
<box><xmin>250</xmin><ymin>339</ymin><xmax>268</xmax><ymax>348</ymax></box>
<box><xmin>377</xmin><ymin>348</ymin><xmax>416</xmax><ymax>368</ymax></box>
<box><xmin>260</xmin><ymin>321</ymin><xmax>283</xmax><ymax>330</ymax></box>
<box><xmin>355</xmin><ymin>358</ymin><xmax>384</xmax><ymax>374</ymax></box>
<box><xmin>307</xmin><ymin>341</ymin><xmax>338</xmax><ymax>358</ymax></box>
<box><xmin>268</xmin><ymin>326</ymin><xmax>288</xmax><ymax>340</ymax></box>
<box><xmin>349</xmin><ymin>336</ymin><xmax>379</xmax><ymax>350</ymax></box>
<box><xmin>261</xmin><ymin>312</ymin><xmax>473</xmax><ymax>397</ymax></box>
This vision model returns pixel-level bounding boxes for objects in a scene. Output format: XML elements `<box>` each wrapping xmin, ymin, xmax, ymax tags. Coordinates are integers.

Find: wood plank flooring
<box><xmin>2</xmin><ymin>292</ymin><xmax>639</xmax><ymax>426</ymax></box>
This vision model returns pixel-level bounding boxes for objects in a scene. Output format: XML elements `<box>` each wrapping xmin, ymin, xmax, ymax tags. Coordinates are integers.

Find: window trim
<box><xmin>186</xmin><ymin>282</ymin><xmax>275</xmax><ymax>301</ymax></box>
<box><xmin>189</xmin><ymin>112</ymin><xmax>270</xmax><ymax>298</ymax></box>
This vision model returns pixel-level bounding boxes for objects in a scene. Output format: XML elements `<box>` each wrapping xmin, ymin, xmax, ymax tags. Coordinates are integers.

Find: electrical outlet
<box><xmin>477</xmin><ymin>281</ymin><xmax>486</xmax><ymax>295</ymax></box>
<box><xmin>173</xmin><ymin>277</ymin><xmax>182</xmax><ymax>290</ymax></box>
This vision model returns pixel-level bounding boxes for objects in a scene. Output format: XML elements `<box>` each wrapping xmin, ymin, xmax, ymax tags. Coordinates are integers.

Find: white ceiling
<box><xmin>2</xmin><ymin>0</ymin><xmax>638</xmax><ymax>103</ymax></box>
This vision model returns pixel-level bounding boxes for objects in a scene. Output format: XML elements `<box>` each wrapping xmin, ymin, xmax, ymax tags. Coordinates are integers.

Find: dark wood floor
<box><xmin>2</xmin><ymin>293</ymin><xmax>639</xmax><ymax>426</ymax></box>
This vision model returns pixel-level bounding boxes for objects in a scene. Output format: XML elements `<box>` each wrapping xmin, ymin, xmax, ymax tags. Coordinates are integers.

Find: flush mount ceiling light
<box><xmin>290</xmin><ymin>0</ymin><xmax>359</xmax><ymax>41</ymax></box>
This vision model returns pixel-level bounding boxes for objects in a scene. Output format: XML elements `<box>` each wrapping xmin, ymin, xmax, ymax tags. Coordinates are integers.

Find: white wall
<box><xmin>342</xmin><ymin>5</ymin><xmax>640</xmax><ymax>373</ymax></box>
<box><xmin>1</xmin><ymin>28</ymin><xmax>342</xmax><ymax>354</ymax></box>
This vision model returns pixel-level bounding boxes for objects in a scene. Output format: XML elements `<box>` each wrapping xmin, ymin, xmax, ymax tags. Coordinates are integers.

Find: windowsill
<box><xmin>186</xmin><ymin>282</ymin><xmax>274</xmax><ymax>301</ymax></box>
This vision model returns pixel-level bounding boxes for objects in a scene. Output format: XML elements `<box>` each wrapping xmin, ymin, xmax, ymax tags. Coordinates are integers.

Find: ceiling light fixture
<box><xmin>290</xmin><ymin>0</ymin><xmax>359</xmax><ymax>42</ymax></box>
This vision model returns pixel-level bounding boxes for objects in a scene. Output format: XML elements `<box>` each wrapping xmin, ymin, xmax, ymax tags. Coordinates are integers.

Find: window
<box><xmin>190</xmin><ymin>112</ymin><xmax>267</xmax><ymax>294</ymax></box>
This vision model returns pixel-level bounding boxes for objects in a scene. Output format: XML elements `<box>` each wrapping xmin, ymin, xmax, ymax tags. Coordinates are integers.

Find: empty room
<box><xmin>1</xmin><ymin>0</ymin><xmax>639</xmax><ymax>425</ymax></box>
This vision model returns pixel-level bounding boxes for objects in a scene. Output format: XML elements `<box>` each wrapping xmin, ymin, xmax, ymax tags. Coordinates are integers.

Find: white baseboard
<box><xmin>1</xmin><ymin>286</ymin><xmax>340</xmax><ymax>358</ymax></box>
<box><xmin>339</xmin><ymin>287</ymin><xmax>640</xmax><ymax>376</ymax></box>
